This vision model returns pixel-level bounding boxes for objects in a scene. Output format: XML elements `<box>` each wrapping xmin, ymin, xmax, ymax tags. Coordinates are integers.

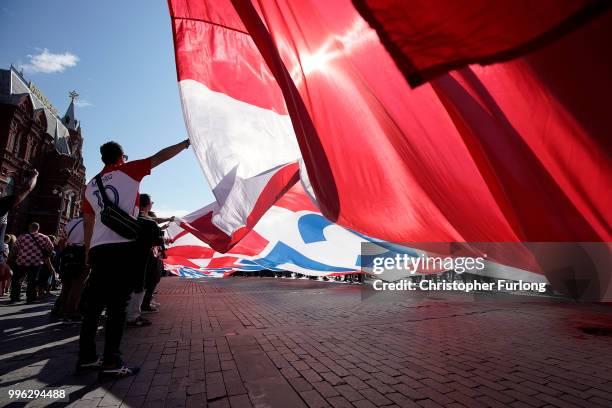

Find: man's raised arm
<box><xmin>14</xmin><ymin>169</ymin><xmax>39</xmax><ymax>207</ymax></box>
<box><xmin>150</xmin><ymin>139</ymin><xmax>190</xmax><ymax>169</ymax></box>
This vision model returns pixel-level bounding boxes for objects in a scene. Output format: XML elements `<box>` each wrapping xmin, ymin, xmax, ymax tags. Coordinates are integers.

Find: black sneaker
<box><xmin>126</xmin><ymin>316</ymin><xmax>152</xmax><ymax>328</ymax></box>
<box><xmin>141</xmin><ymin>305</ymin><xmax>159</xmax><ymax>313</ymax></box>
<box><xmin>76</xmin><ymin>355</ymin><xmax>103</xmax><ymax>374</ymax></box>
<box><xmin>99</xmin><ymin>362</ymin><xmax>140</xmax><ymax>379</ymax></box>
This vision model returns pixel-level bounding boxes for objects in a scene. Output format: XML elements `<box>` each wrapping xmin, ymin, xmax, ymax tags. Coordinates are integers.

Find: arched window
<box><xmin>13</xmin><ymin>134</ymin><xmax>21</xmax><ymax>156</ymax></box>
<box><xmin>65</xmin><ymin>192</ymin><xmax>75</xmax><ymax>218</ymax></box>
<box><xmin>30</xmin><ymin>143</ymin><xmax>38</xmax><ymax>161</ymax></box>
<box><xmin>5</xmin><ymin>132</ymin><xmax>14</xmax><ymax>151</ymax></box>
<box><xmin>24</xmin><ymin>141</ymin><xmax>31</xmax><ymax>161</ymax></box>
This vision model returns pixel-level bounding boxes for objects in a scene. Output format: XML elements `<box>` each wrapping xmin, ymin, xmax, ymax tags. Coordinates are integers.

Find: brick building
<box><xmin>0</xmin><ymin>66</ymin><xmax>86</xmax><ymax>237</ymax></box>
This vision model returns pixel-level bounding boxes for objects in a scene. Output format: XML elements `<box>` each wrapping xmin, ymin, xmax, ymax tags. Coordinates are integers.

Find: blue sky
<box><xmin>0</xmin><ymin>0</ymin><xmax>214</xmax><ymax>217</ymax></box>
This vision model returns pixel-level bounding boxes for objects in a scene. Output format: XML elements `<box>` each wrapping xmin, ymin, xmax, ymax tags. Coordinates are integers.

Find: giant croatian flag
<box><xmin>168</xmin><ymin>0</ymin><xmax>610</xmax><ymax>253</ymax></box>
<box><xmin>165</xmin><ymin>182</ymin><xmax>549</xmax><ymax>285</ymax></box>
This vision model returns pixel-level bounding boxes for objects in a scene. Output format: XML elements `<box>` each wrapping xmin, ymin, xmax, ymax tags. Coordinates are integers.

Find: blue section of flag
<box><xmin>297</xmin><ymin>213</ymin><xmax>334</xmax><ymax>244</ymax></box>
<box><xmin>252</xmin><ymin>241</ymin><xmax>355</xmax><ymax>272</ymax></box>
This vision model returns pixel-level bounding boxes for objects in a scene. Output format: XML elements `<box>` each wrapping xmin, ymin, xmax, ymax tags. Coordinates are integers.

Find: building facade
<box><xmin>0</xmin><ymin>66</ymin><xmax>86</xmax><ymax>237</ymax></box>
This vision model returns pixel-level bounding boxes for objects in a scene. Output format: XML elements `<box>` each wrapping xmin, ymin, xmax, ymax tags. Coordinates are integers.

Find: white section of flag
<box><xmin>178</xmin><ymin>79</ymin><xmax>301</xmax><ymax>235</ymax></box>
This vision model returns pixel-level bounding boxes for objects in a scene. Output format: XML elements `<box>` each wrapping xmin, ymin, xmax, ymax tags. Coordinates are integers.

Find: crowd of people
<box><xmin>0</xmin><ymin>138</ymin><xmax>191</xmax><ymax>380</ymax></box>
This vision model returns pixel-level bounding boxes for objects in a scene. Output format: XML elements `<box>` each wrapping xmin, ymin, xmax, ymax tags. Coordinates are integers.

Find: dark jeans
<box><xmin>10</xmin><ymin>265</ymin><xmax>41</xmax><ymax>302</ymax></box>
<box><xmin>142</xmin><ymin>256</ymin><xmax>162</xmax><ymax>308</ymax></box>
<box><xmin>142</xmin><ymin>287</ymin><xmax>154</xmax><ymax>308</ymax></box>
<box><xmin>78</xmin><ymin>242</ymin><xmax>141</xmax><ymax>365</ymax></box>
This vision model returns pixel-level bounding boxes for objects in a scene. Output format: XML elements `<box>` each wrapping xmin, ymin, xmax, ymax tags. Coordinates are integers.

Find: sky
<box><xmin>0</xmin><ymin>0</ymin><xmax>214</xmax><ymax>218</ymax></box>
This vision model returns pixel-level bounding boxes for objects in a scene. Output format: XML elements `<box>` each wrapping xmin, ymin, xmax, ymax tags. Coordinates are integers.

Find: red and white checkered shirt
<box><xmin>15</xmin><ymin>232</ymin><xmax>54</xmax><ymax>267</ymax></box>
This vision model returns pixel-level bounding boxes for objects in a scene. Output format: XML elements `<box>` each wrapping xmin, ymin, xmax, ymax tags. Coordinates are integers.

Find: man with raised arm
<box><xmin>77</xmin><ymin>139</ymin><xmax>190</xmax><ymax>379</ymax></box>
<box><xmin>0</xmin><ymin>169</ymin><xmax>39</xmax><ymax>262</ymax></box>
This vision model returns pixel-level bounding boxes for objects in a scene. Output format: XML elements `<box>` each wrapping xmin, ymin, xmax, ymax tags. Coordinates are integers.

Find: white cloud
<box><xmin>74</xmin><ymin>99</ymin><xmax>93</xmax><ymax>108</ymax></box>
<box><xmin>21</xmin><ymin>49</ymin><xmax>79</xmax><ymax>74</ymax></box>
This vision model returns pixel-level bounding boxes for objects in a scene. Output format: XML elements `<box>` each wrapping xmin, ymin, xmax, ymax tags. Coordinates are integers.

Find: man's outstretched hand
<box><xmin>150</xmin><ymin>138</ymin><xmax>191</xmax><ymax>169</ymax></box>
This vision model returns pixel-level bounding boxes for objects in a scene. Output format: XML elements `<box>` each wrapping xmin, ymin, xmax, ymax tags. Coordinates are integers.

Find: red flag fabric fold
<box><xmin>352</xmin><ymin>0</ymin><xmax>610</xmax><ymax>86</ymax></box>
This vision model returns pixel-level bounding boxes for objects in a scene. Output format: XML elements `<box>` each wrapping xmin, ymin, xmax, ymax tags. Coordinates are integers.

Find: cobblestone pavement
<box><xmin>1</xmin><ymin>277</ymin><xmax>612</xmax><ymax>408</ymax></box>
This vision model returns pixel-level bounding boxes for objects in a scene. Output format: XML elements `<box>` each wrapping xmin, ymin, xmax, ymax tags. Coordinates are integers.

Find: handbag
<box><xmin>94</xmin><ymin>175</ymin><xmax>140</xmax><ymax>240</ymax></box>
<box><xmin>59</xmin><ymin>246</ymin><xmax>85</xmax><ymax>278</ymax></box>
<box><xmin>137</xmin><ymin>215</ymin><xmax>163</xmax><ymax>248</ymax></box>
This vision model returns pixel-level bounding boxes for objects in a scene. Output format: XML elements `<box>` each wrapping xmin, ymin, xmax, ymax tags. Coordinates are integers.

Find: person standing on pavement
<box><xmin>0</xmin><ymin>235</ymin><xmax>11</xmax><ymax>296</ymax></box>
<box><xmin>2</xmin><ymin>235</ymin><xmax>17</xmax><ymax>294</ymax></box>
<box><xmin>141</xmin><ymin>209</ymin><xmax>170</xmax><ymax>313</ymax></box>
<box><xmin>125</xmin><ymin>195</ymin><xmax>172</xmax><ymax>327</ymax></box>
<box><xmin>77</xmin><ymin>138</ymin><xmax>190</xmax><ymax>379</ymax></box>
<box><xmin>52</xmin><ymin>215</ymin><xmax>87</xmax><ymax>321</ymax></box>
<box><xmin>10</xmin><ymin>222</ymin><xmax>55</xmax><ymax>303</ymax></box>
<box><xmin>38</xmin><ymin>235</ymin><xmax>58</xmax><ymax>298</ymax></box>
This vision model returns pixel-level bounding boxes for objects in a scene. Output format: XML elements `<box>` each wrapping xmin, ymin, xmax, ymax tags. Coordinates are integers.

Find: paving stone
<box><xmin>386</xmin><ymin>392</ymin><xmax>421</xmax><ymax>408</ymax></box>
<box><xmin>326</xmin><ymin>396</ymin><xmax>354</xmax><ymax>408</ymax></box>
<box><xmin>228</xmin><ymin>393</ymin><xmax>252</xmax><ymax>408</ymax></box>
<box><xmin>280</xmin><ymin>366</ymin><xmax>302</xmax><ymax>379</ymax></box>
<box><xmin>209</xmin><ymin>397</ymin><xmax>231</xmax><ymax>408</ymax></box>
<box><xmin>312</xmin><ymin>381</ymin><xmax>340</xmax><ymax>398</ymax></box>
<box><xmin>206</xmin><ymin>381</ymin><xmax>227</xmax><ymax>400</ymax></box>
<box><xmin>300</xmin><ymin>389</ymin><xmax>331</xmax><ymax>408</ymax></box>
<box><xmin>224</xmin><ymin>378</ymin><xmax>247</xmax><ymax>397</ymax></box>
<box><xmin>335</xmin><ymin>385</ymin><xmax>363</xmax><ymax>402</ymax></box>
<box><xmin>289</xmin><ymin>377</ymin><xmax>315</xmax><ymax>392</ymax></box>
<box><xmin>244</xmin><ymin>376</ymin><xmax>307</xmax><ymax>408</ymax></box>
<box><xmin>301</xmin><ymin>369</ymin><xmax>324</xmax><ymax>384</ymax></box>
<box><xmin>358</xmin><ymin>388</ymin><xmax>393</xmax><ymax>406</ymax></box>
<box><xmin>358</xmin><ymin>399</ymin><xmax>385</xmax><ymax>408</ymax></box>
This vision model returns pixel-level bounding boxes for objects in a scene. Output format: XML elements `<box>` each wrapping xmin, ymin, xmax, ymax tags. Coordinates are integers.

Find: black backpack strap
<box><xmin>28</xmin><ymin>233</ymin><xmax>49</xmax><ymax>258</ymax></box>
<box><xmin>94</xmin><ymin>174</ymin><xmax>112</xmax><ymax>206</ymax></box>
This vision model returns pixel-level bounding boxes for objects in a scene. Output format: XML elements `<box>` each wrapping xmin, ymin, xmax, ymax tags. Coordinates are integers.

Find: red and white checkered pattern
<box><xmin>15</xmin><ymin>233</ymin><xmax>53</xmax><ymax>266</ymax></box>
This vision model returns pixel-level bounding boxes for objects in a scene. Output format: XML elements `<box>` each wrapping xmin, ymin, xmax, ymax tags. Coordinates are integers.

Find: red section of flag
<box><xmin>231</xmin><ymin>0</ymin><xmax>611</xmax><ymax>243</ymax></box>
<box><xmin>164</xmin><ymin>255</ymin><xmax>201</xmax><ymax>269</ymax></box>
<box><xmin>353</xmin><ymin>0</ymin><xmax>609</xmax><ymax>87</ymax></box>
<box><xmin>228</xmin><ymin>229</ymin><xmax>269</xmax><ymax>257</ymax></box>
<box><xmin>207</xmin><ymin>256</ymin><xmax>240</xmax><ymax>269</ymax></box>
<box><xmin>274</xmin><ymin>183</ymin><xmax>319</xmax><ymax>213</ymax></box>
<box><xmin>168</xmin><ymin>0</ymin><xmax>287</xmax><ymax>114</ymax></box>
<box><xmin>165</xmin><ymin>245</ymin><xmax>215</xmax><ymax>259</ymax></box>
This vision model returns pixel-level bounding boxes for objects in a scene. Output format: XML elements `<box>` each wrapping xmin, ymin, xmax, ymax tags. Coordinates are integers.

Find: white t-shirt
<box><xmin>83</xmin><ymin>159</ymin><xmax>151</xmax><ymax>248</ymax></box>
<box><xmin>64</xmin><ymin>217</ymin><xmax>85</xmax><ymax>246</ymax></box>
